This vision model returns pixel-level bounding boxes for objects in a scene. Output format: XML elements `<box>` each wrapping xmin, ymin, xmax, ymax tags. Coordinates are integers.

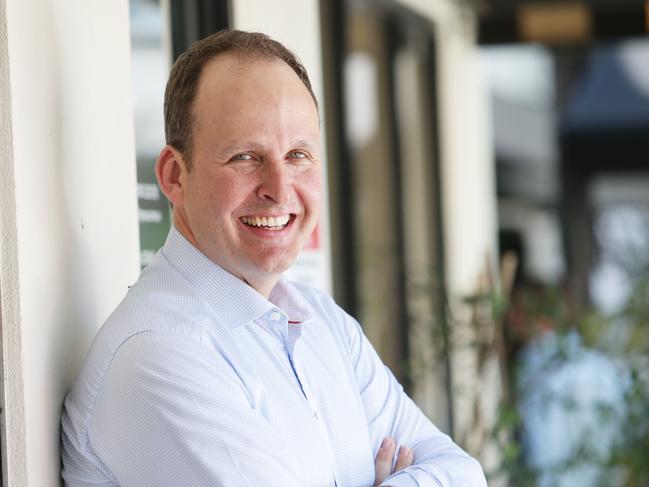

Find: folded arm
<box><xmin>343</xmin><ymin>309</ymin><xmax>488</xmax><ymax>487</ymax></box>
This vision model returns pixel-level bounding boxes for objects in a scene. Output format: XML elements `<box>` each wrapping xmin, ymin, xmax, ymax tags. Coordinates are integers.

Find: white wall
<box><xmin>398</xmin><ymin>0</ymin><xmax>497</xmax><ymax>308</ymax></box>
<box><xmin>0</xmin><ymin>0</ymin><xmax>141</xmax><ymax>484</ymax></box>
<box><xmin>0</xmin><ymin>0</ymin><xmax>27</xmax><ymax>483</ymax></box>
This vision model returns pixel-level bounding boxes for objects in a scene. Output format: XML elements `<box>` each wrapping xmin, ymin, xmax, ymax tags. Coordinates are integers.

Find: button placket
<box><xmin>263</xmin><ymin>309</ymin><xmax>285</xmax><ymax>345</ymax></box>
<box><xmin>290</xmin><ymin>334</ymin><xmax>338</xmax><ymax>486</ymax></box>
<box><xmin>289</xmin><ymin>342</ymin><xmax>317</xmax><ymax>417</ymax></box>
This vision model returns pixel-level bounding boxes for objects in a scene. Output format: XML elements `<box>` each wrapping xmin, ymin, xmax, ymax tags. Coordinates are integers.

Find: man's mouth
<box><xmin>240</xmin><ymin>214</ymin><xmax>292</xmax><ymax>231</ymax></box>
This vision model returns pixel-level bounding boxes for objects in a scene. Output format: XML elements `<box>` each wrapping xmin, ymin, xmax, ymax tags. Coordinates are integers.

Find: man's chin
<box><xmin>232</xmin><ymin>245</ymin><xmax>306</xmax><ymax>287</ymax></box>
<box><xmin>252</xmin><ymin>257</ymin><xmax>296</xmax><ymax>276</ymax></box>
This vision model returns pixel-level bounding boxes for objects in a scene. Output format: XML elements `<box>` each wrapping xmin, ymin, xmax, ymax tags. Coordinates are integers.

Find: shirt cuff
<box><xmin>380</xmin><ymin>469</ymin><xmax>442</xmax><ymax>487</ymax></box>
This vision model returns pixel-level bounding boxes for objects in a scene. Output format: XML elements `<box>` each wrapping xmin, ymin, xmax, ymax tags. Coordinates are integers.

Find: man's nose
<box><xmin>257</xmin><ymin>159</ymin><xmax>291</xmax><ymax>204</ymax></box>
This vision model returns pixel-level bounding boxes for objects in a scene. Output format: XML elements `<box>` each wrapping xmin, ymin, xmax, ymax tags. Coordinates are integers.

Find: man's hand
<box><xmin>373</xmin><ymin>437</ymin><xmax>413</xmax><ymax>486</ymax></box>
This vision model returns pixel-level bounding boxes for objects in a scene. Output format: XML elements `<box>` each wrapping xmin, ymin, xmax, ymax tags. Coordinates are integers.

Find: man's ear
<box><xmin>156</xmin><ymin>145</ymin><xmax>189</xmax><ymax>207</ymax></box>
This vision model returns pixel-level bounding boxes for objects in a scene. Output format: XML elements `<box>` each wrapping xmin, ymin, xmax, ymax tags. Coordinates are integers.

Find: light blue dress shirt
<box><xmin>61</xmin><ymin>227</ymin><xmax>486</xmax><ymax>486</ymax></box>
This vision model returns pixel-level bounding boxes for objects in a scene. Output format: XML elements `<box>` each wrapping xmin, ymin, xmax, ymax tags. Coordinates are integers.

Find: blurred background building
<box><xmin>0</xmin><ymin>0</ymin><xmax>647</xmax><ymax>485</ymax></box>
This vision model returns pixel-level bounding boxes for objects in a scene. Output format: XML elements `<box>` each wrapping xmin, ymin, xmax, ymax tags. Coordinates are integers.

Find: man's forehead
<box><xmin>195</xmin><ymin>53</ymin><xmax>317</xmax><ymax>111</ymax></box>
<box><xmin>198</xmin><ymin>53</ymin><xmax>290</xmax><ymax>90</ymax></box>
<box><xmin>193</xmin><ymin>54</ymin><xmax>318</xmax><ymax>123</ymax></box>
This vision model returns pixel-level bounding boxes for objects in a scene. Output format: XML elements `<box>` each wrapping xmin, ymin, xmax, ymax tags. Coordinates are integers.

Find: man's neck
<box><xmin>243</xmin><ymin>277</ymin><xmax>277</xmax><ymax>300</ymax></box>
<box><xmin>171</xmin><ymin>215</ymin><xmax>279</xmax><ymax>299</ymax></box>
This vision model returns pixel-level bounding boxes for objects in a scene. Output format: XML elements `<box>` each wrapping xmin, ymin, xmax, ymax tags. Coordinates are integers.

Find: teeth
<box><xmin>241</xmin><ymin>215</ymin><xmax>290</xmax><ymax>229</ymax></box>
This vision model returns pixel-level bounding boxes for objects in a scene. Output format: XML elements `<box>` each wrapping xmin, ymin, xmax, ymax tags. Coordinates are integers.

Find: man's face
<box><xmin>175</xmin><ymin>55</ymin><xmax>322</xmax><ymax>290</ymax></box>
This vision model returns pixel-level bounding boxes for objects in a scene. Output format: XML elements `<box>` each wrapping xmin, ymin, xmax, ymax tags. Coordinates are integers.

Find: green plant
<box><xmin>486</xmin><ymin>271</ymin><xmax>649</xmax><ymax>487</ymax></box>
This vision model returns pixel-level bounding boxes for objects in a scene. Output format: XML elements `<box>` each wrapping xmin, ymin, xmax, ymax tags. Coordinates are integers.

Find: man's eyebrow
<box><xmin>291</xmin><ymin>139</ymin><xmax>318</xmax><ymax>152</ymax></box>
<box><xmin>215</xmin><ymin>141</ymin><xmax>264</xmax><ymax>158</ymax></box>
<box><xmin>216</xmin><ymin>139</ymin><xmax>318</xmax><ymax>157</ymax></box>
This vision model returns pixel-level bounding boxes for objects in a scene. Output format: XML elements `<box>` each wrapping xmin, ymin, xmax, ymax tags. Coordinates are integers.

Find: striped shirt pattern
<box><xmin>61</xmin><ymin>227</ymin><xmax>486</xmax><ymax>486</ymax></box>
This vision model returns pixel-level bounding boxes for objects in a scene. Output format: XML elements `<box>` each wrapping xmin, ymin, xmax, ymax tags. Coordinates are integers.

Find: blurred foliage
<box><xmin>483</xmin><ymin>270</ymin><xmax>649</xmax><ymax>487</ymax></box>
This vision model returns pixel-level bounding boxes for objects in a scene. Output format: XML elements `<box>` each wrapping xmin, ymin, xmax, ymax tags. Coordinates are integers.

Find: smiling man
<box><xmin>61</xmin><ymin>30</ymin><xmax>487</xmax><ymax>487</ymax></box>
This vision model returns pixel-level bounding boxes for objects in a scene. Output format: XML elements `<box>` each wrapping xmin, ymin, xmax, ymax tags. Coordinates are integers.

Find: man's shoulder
<box><xmin>107</xmin><ymin>259</ymin><xmax>210</xmax><ymax>338</ymax></box>
<box><xmin>61</xmin><ymin>264</ymin><xmax>218</xmax><ymax>472</ymax></box>
<box><xmin>73</xmin><ymin>259</ymin><xmax>212</xmax><ymax>389</ymax></box>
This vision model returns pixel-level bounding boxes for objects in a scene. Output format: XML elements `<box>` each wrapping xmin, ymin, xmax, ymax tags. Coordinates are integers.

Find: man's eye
<box><xmin>288</xmin><ymin>151</ymin><xmax>307</xmax><ymax>160</ymax></box>
<box><xmin>231</xmin><ymin>153</ymin><xmax>253</xmax><ymax>161</ymax></box>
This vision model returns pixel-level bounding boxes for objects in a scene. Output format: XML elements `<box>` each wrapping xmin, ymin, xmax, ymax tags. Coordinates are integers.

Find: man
<box><xmin>61</xmin><ymin>30</ymin><xmax>487</xmax><ymax>486</ymax></box>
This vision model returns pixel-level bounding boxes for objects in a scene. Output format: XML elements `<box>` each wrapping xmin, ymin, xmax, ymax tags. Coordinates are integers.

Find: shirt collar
<box><xmin>160</xmin><ymin>226</ymin><xmax>312</xmax><ymax>328</ymax></box>
<box><xmin>269</xmin><ymin>279</ymin><xmax>312</xmax><ymax>324</ymax></box>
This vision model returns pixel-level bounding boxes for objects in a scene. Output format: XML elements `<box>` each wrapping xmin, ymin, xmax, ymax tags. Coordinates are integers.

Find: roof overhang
<box><xmin>477</xmin><ymin>0</ymin><xmax>649</xmax><ymax>44</ymax></box>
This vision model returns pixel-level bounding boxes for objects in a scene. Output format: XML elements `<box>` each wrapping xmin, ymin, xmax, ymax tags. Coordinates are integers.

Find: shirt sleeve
<box><xmin>340</xmin><ymin>307</ymin><xmax>488</xmax><ymax>487</ymax></box>
<box><xmin>85</xmin><ymin>329</ymin><xmax>303</xmax><ymax>487</ymax></box>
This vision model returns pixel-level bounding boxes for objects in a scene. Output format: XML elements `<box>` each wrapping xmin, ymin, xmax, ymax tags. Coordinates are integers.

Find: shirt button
<box><xmin>270</xmin><ymin>311</ymin><xmax>281</xmax><ymax>321</ymax></box>
<box><xmin>313</xmin><ymin>410</ymin><xmax>319</xmax><ymax>420</ymax></box>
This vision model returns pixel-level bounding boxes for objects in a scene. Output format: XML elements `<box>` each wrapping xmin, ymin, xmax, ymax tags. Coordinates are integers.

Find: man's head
<box><xmin>156</xmin><ymin>30</ymin><xmax>322</xmax><ymax>298</ymax></box>
<box><xmin>164</xmin><ymin>30</ymin><xmax>318</xmax><ymax>168</ymax></box>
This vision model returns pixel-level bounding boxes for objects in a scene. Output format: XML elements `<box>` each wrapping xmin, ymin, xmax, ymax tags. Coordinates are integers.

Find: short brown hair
<box><xmin>164</xmin><ymin>30</ymin><xmax>318</xmax><ymax>168</ymax></box>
